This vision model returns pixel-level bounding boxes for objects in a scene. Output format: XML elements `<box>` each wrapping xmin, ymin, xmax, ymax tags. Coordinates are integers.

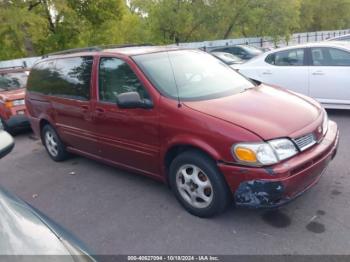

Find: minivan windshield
<box><xmin>0</xmin><ymin>71</ymin><xmax>28</xmax><ymax>91</ymax></box>
<box><xmin>133</xmin><ymin>50</ymin><xmax>254</xmax><ymax>101</ymax></box>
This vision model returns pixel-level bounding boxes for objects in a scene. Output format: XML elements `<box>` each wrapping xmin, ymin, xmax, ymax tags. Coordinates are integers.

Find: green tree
<box><xmin>299</xmin><ymin>0</ymin><xmax>350</xmax><ymax>32</ymax></box>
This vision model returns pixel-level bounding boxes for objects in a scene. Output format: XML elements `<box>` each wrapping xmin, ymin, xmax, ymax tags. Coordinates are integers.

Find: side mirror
<box><xmin>0</xmin><ymin>130</ymin><xmax>15</xmax><ymax>159</ymax></box>
<box><xmin>116</xmin><ymin>92</ymin><xmax>153</xmax><ymax>109</ymax></box>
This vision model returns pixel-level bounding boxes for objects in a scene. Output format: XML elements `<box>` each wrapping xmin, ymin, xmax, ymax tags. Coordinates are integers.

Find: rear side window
<box><xmin>266</xmin><ymin>49</ymin><xmax>305</xmax><ymax>66</ymax></box>
<box><xmin>328</xmin><ymin>48</ymin><xmax>350</xmax><ymax>66</ymax></box>
<box><xmin>311</xmin><ymin>47</ymin><xmax>350</xmax><ymax>66</ymax></box>
<box><xmin>27</xmin><ymin>56</ymin><xmax>93</xmax><ymax>100</ymax></box>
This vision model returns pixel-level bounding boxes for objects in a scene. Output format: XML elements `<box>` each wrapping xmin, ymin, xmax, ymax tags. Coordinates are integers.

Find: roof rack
<box><xmin>42</xmin><ymin>46</ymin><xmax>102</xmax><ymax>58</ymax></box>
<box><xmin>41</xmin><ymin>43</ymin><xmax>154</xmax><ymax>58</ymax></box>
<box><xmin>101</xmin><ymin>43</ymin><xmax>154</xmax><ymax>49</ymax></box>
<box><xmin>0</xmin><ymin>65</ymin><xmax>25</xmax><ymax>70</ymax></box>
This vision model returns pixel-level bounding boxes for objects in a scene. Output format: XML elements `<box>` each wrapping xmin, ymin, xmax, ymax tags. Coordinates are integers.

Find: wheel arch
<box><xmin>163</xmin><ymin>140</ymin><xmax>222</xmax><ymax>183</ymax></box>
<box><xmin>38</xmin><ymin>117</ymin><xmax>55</xmax><ymax>141</ymax></box>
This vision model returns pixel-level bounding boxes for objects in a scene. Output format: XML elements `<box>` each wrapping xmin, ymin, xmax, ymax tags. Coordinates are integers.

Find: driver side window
<box><xmin>98</xmin><ymin>57</ymin><xmax>150</xmax><ymax>103</ymax></box>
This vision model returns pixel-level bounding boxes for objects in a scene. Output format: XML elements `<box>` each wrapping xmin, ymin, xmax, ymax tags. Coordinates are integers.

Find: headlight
<box><xmin>322</xmin><ymin>110</ymin><xmax>328</xmax><ymax>136</ymax></box>
<box><xmin>233</xmin><ymin>138</ymin><xmax>298</xmax><ymax>166</ymax></box>
<box><xmin>268</xmin><ymin>139</ymin><xmax>298</xmax><ymax>161</ymax></box>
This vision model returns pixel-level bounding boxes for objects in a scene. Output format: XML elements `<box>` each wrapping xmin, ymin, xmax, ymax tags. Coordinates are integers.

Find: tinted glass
<box><xmin>27</xmin><ymin>57</ymin><xmax>93</xmax><ymax>100</ymax></box>
<box><xmin>27</xmin><ymin>60</ymin><xmax>56</xmax><ymax>94</ymax></box>
<box><xmin>311</xmin><ymin>48</ymin><xmax>326</xmax><ymax>66</ymax></box>
<box><xmin>54</xmin><ymin>57</ymin><xmax>93</xmax><ymax>100</ymax></box>
<box><xmin>133</xmin><ymin>50</ymin><xmax>253</xmax><ymax>101</ymax></box>
<box><xmin>212</xmin><ymin>47</ymin><xmax>245</xmax><ymax>56</ymax></box>
<box><xmin>99</xmin><ymin>57</ymin><xmax>149</xmax><ymax>103</ymax></box>
<box><xmin>265</xmin><ymin>54</ymin><xmax>276</xmax><ymax>65</ymax></box>
<box><xmin>241</xmin><ymin>46</ymin><xmax>263</xmax><ymax>55</ymax></box>
<box><xmin>271</xmin><ymin>49</ymin><xmax>305</xmax><ymax>66</ymax></box>
<box><xmin>328</xmin><ymin>48</ymin><xmax>350</xmax><ymax>66</ymax></box>
<box><xmin>311</xmin><ymin>47</ymin><xmax>350</xmax><ymax>66</ymax></box>
<box><xmin>0</xmin><ymin>71</ymin><xmax>28</xmax><ymax>91</ymax></box>
<box><xmin>211</xmin><ymin>52</ymin><xmax>242</xmax><ymax>65</ymax></box>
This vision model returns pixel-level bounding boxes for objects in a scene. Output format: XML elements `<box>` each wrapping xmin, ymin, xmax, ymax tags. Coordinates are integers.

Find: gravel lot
<box><xmin>0</xmin><ymin>109</ymin><xmax>349</xmax><ymax>255</ymax></box>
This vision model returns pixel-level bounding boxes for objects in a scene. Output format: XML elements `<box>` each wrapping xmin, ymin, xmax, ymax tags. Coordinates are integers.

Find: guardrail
<box><xmin>0</xmin><ymin>56</ymin><xmax>40</xmax><ymax>69</ymax></box>
<box><xmin>174</xmin><ymin>29</ymin><xmax>350</xmax><ymax>50</ymax></box>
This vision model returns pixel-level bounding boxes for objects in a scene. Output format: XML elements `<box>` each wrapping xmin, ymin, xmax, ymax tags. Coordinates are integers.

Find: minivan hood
<box><xmin>184</xmin><ymin>85</ymin><xmax>321</xmax><ymax>140</ymax></box>
<box><xmin>0</xmin><ymin>88</ymin><xmax>25</xmax><ymax>101</ymax></box>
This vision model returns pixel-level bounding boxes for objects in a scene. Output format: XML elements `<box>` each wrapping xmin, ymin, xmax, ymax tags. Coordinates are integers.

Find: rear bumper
<box><xmin>218</xmin><ymin>120</ymin><xmax>339</xmax><ymax>208</ymax></box>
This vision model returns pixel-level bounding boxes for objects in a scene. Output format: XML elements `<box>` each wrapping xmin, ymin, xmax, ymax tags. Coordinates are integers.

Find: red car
<box><xmin>0</xmin><ymin>67</ymin><xmax>30</xmax><ymax>132</ymax></box>
<box><xmin>25</xmin><ymin>46</ymin><xmax>339</xmax><ymax>217</ymax></box>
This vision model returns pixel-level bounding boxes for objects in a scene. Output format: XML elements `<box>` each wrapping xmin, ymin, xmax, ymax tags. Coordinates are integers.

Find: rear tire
<box><xmin>169</xmin><ymin>150</ymin><xmax>232</xmax><ymax>218</ymax></box>
<box><xmin>42</xmin><ymin>124</ymin><xmax>69</xmax><ymax>161</ymax></box>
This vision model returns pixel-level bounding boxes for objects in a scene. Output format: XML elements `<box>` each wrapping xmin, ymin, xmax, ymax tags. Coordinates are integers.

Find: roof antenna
<box><xmin>167</xmin><ymin>52</ymin><xmax>182</xmax><ymax>108</ymax></box>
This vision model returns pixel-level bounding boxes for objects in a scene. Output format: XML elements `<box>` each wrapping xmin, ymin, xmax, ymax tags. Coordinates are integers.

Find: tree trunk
<box><xmin>21</xmin><ymin>25</ymin><xmax>36</xmax><ymax>56</ymax></box>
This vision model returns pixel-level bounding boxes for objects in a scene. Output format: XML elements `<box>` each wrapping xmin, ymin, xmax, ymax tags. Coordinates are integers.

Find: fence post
<box><xmin>315</xmin><ymin>32</ymin><xmax>318</xmax><ymax>41</ymax></box>
<box><xmin>260</xmin><ymin>37</ymin><xmax>263</xmax><ymax>47</ymax></box>
<box><xmin>321</xmin><ymin>32</ymin><xmax>324</xmax><ymax>40</ymax></box>
<box><xmin>298</xmin><ymin>35</ymin><xmax>300</xmax><ymax>44</ymax></box>
<box><xmin>306</xmin><ymin>33</ymin><xmax>309</xmax><ymax>42</ymax></box>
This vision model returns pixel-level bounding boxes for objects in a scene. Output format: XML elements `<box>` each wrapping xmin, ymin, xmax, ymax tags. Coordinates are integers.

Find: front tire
<box><xmin>169</xmin><ymin>150</ymin><xmax>231</xmax><ymax>218</ymax></box>
<box><xmin>42</xmin><ymin>125</ymin><xmax>69</xmax><ymax>161</ymax></box>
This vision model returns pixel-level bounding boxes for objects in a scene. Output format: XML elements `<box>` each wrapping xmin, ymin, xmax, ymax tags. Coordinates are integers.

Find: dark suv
<box><xmin>210</xmin><ymin>45</ymin><xmax>263</xmax><ymax>60</ymax></box>
<box><xmin>26</xmin><ymin>46</ymin><xmax>338</xmax><ymax>217</ymax></box>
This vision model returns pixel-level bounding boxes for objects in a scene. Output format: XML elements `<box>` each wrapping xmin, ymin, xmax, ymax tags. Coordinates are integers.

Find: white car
<box><xmin>232</xmin><ymin>42</ymin><xmax>350</xmax><ymax>109</ymax></box>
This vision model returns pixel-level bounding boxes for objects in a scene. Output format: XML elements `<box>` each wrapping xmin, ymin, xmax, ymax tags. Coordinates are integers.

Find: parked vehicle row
<box><xmin>232</xmin><ymin>42</ymin><xmax>350</xmax><ymax>109</ymax></box>
<box><xmin>21</xmin><ymin>45</ymin><xmax>339</xmax><ymax>217</ymax></box>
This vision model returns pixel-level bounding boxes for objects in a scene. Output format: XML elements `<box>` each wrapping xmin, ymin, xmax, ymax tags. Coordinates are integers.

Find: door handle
<box><xmin>262</xmin><ymin>70</ymin><xmax>272</xmax><ymax>75</ymax></box>
<box><xmin>312</xmin><ymin>71</ymin><xmax>324</xmax><ymax>76</ymax></box>
<box><xmin>80</xmin><ymin>105</ymin><xmax>89</xmax><ymax>113</ymax></box>
<box><xmin>95</xmin><ymin>108</ymin><xmax>106</xmax><ymax>116</ymax></box>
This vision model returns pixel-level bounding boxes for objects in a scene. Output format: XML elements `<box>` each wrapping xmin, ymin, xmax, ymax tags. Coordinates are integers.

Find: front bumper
<box><xmin>5</xmin><ymin>115</ymin><xmax>30</xmax><ymax>130</ymax></box>
<box><xmin>218</xmin><ymin>120</ymin><xmax>339</xmax><ymax>208</ymax></box>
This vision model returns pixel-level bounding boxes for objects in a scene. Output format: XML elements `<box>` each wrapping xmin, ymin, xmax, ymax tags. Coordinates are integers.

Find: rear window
<box><xmin>0</xmin><ymin>71</ymin><xmax>28</xmax><ymax>91</ymax></box>
<box><xmin>27</xmin><ymin>56</ymin><xmax>93</xmax><ymax>100</ymax></box>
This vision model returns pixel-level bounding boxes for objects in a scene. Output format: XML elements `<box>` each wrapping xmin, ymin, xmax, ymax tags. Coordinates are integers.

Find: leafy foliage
<box><xmin>0</xmin><ymin>0</ymin><xmax>350</xmax><ymax>60</ymax></box>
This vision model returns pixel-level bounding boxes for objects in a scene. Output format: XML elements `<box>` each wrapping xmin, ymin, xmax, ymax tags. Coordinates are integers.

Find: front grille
<box><xmin>293</xmin><ymin>133</ymin><xmax>316</xmax><ymax>151</ymax></box>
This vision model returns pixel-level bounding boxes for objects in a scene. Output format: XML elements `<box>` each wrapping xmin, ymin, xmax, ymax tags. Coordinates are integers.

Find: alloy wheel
<box><xmin>45</xmin><ymin>131</ymin><xmax>58</xmax><ymax>157</ymax></box>
<box><xmin>176</xmin><ymin>164</ymin><xmax>214</xmax><ymax>209</ymax></box>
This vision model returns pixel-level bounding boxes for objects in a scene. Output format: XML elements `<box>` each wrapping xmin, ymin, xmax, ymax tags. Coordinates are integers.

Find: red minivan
<box><xmin>0</xmin><ymin>67</ymin><xmax>30</xmax><ymax>132</ymax></box>
<box><xmin>26</xmin><ymin>46</ymin><xmax>339</xmax><ymax>217</ymax></box>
